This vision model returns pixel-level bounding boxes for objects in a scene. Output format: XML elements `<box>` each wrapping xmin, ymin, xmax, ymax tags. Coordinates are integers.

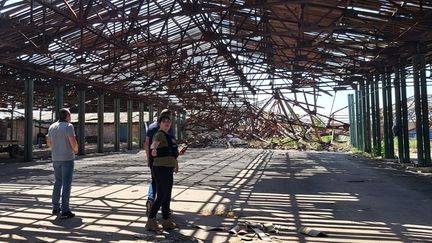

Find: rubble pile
<box><xmin>182</xmin><ymin>103</ymin><xmax>350</xmax><ymax>151</ymax></box>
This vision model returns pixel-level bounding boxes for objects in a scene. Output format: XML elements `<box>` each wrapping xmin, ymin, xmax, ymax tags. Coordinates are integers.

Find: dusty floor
<box><xmin>1</xmin><ymin>148</ymin><xmax>432</xmax><ymax>242</ymax></box>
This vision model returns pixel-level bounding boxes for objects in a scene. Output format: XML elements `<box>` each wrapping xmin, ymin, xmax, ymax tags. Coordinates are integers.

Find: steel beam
<box><xmin>24</xmin><ymin>78</ymin><xmax>34</xmax><ymax>162</ymax></box>
<box><xmin>97</xmin><ymin>91</ymin><xmax>104</xmax><ymax>153</ymax></box>
<box><xmin>149</xmin><ymin>105</ymin><xmax>154</xmax><ymax>123</ymax></box>
<box><xmin>394</xmin><ymin>64</ymin><xmax>403</xmax><ymax>162</ymax></box>
<box><xmin>114</xmin><ymin>98</ymin><xmax>120</xmax><ymax>152</ymax></box>
<box><xmin>77</xmin><ymin>87</ymin><xmax>85</xmax><ymax>155</ymax></box>
<box><xmin>419</xmin><ymin>54</ymin><xmax>431</xmax><ymax>165</ymax></box>
<box><xmin>127</xmin><ymin>99</ymin><xmax>133</xmax><ymax>150</ymax></box>
<box><xmin>386</xmin><ymin>69</ymin><xmax>395</xmax><ymax>158</ymax></box>
<box><xmin>413</xmin><ymin>54</ymin><xmax>426</xmax><ymax>165</ymax></box>
<box><xmin>364</xmin><ymin>76</ymin><xmax>371</xmax><ymax>153</ymax></box>
<box><xmin>54</xmin><ymin>83</ymin><xmax>64</xmax><ymax>121</ymax></box>
<box><xmin>370</xmin><ymin>74</ymin><xmax>378</xmax><ymax>155</ymax></box>
<box><xmin>400</xmin><ymin>61</ymin><xmax>410</xmax><ymax>163</ymax></box>
<box><xmin>139</xmin><ymin>102</ymin><xmax>144</xmax><ymax>149</ymax></box>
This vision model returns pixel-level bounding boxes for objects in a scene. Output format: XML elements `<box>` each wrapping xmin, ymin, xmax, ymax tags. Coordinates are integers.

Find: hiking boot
<box><xmin>145</xmin><ymin>218</ymin><xmax>160</xmax><ymax>231</ymax></box>
<box><xmin>61</xmin><ymin>211</ymin><xmax>75</xmax><ymax>219</ymax></box>
<box><xmin>162</xmin><ymin>218</ymin><xmax>177</xmax><ymax>230</ymax></box>
<box><xmin>145</xmin><ymin>200</ymin><xmax>153</xmax><ymax>217</ymax></box>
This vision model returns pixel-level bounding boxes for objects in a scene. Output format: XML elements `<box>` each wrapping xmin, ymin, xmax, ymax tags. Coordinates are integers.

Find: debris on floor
<box><xmin>298</xmin><ymin>226</ymin><xmax>328</xmax><ymax>237</ymax></box>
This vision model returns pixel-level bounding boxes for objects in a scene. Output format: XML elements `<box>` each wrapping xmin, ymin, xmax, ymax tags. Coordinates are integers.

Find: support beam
<box><xmin>394</xmin><ymin>64</ymin><xmax>403</xmax><ymax>163</ymax></box>
<box><xmin>348</xmin><ymin>94</ymin><xmax>356</xmax><ymax>148</ymax></box>
<box><xmin>374</xmin><ymin>74</ymin><xmax>382</xmax><ymax>156</ymax></box>
<box><xmin>114</xmin><ymin>98</ymin><xmax>120</xmax><ymax>152</ymax></box>
<box><xmin>97</xmin><ymin>91</ymin><xmax>104</xmax><ymax>153</ymax></box>
<box><xmin>400</xmin><ymin>61</ymin><xmax>410</xmax><ymax>163</ymax></box>
<box><xmin>355</xmin><ymin>90</ymin><xmax>363</xmax><ymax>150</ymax></box>
<box><xmin>127</xmin><ymin>99</ymin><xmax>133</xmax><ymax>150</ymax></box>
<box><xmin>24</xmin><ymin>78</ymin><xmax>34</xmax><ymax>162</ymax></box>
<box><xmin>77</xmin><ymin>87</ymin><xmax>86</xmax><ymax>155</ymax></box>
<box><xmin>413</xmin><ymin>52</ymin><xmax>431</xmax><ymax>166</ymax></box>
<box><xmin>171</xmin><ymin>110</ymin><xmax>177</xmax><ymax>138</ymax></box>
<box><xmin>419</xmin><ymin>54</ymin><xmax>431</xmax><ymax>165</ymax></box>
<box><xmin>139</xmin><ymin>102</ymin><xmax>144</xmax><ymax>149</ymax></box>
<box><xmin>385</xmin><ymin>69</ymin><xmax>395</xmax><ymax>158</ymax></box>
<box><xmin>149</xmin><ymin>105</ymin><xmax>154</xmax><ymax>124</ymax></box>
<box><xmin>364</xmin><ymin>77</ymin><xmax>371</xmax><ymax>153</ymax></box>
<box><xmin>177</xmin><ymin>111</ymin><xmax>182</xmax><ymax>141</ymax></box>
<box><xmin>370</xmin><ymin>73</ymin><xmax>378</xmax><ymax>155</ymax></box>
<box><xmin>54</xmin><ymin>82</ymin><xmax>64</xmax><ymax>121</ymax></box>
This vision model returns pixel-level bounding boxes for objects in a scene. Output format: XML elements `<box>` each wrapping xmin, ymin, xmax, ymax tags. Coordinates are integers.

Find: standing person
<box><xmin>46</xmin><ymin>108</ymin><xmax>78</xmax><ymax>219</ymax></box>
<box><xmin>145</xmin><ymin>114</ymin><xmax>179</xmax><ymax>231</ymax></box>
<box><xmin>144</xmin><ymin>109</ymin><xmax>172</xmax><ymax>216</ymax></box>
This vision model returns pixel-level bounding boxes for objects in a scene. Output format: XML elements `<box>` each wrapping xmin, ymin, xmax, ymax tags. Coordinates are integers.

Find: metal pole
<box><xmin>54</xmin><ymin>83</ymin><xmax>64</xmax><ymax>121</ymax></box>
<box><xmin>10</xmin><ymin>103</ymin><xmax>15</xmax><ymax>141</ymax></box>
<box><xmin>77</xmin><ymin>87</ymin><xmax>85</xmax><ymax>155</ymax></box>
<box><xmin>386</xmin><ymin>69</ymin><xmax>394</xmax><ymax>158</ymax></box>
<box><xmin>419</xmin><ymin>53</ymin><xmax>431</xmax><ymax>165</ymax></box>
<box><xmin>139</xmin><ymin>102</ymin><xmax>144</xmax><ymax>149</ymax></box>
<box><xmin>355</xmin><ymin>90</ymin><xmax>362</xmax><ymax>149</ymax></box>
<box><xmin>394</xmin><ymin>64</ymin><xmax>403</xmax><ymax>162</ymax></box>
<box><xmin>375</xmin><ymin>74</ymin><xmax>381</xmax><ymax>156</ymax></box>
<box><xmin>127</xmin><ymin>99</ymin><xmax>133</xmax><ymax>150</ymax></box>
<box><xmin>97</xmin><ymin>91</ymin><xmax>104</xmax><ymax>153</ymax></box>
<box><xmin>114</xmin><ymin>98</ymin><xmax>120</xmax><ymax>152</ymax></box>
<box><xmin>348</xmin><ymin>94</ymin><xmax>355</xmax><ymax>147</ymax></box>
<box><xmin>149</xmin><ymin>105</ymin><xmax>154</xmax><ymax>123</ymax></box>
<box><xmin>176</xmin><ymin>111</ymin><xmax>182</xmax><ymax>141</ymax></box>
<box><xmin>370</xmin><ymin>74</ymin><xmax>378</xmax><ymax>155</ymax></box>
<box><xmin>382</xmin><ymin>73</ymin><xmax>390</xmax><ymax>158</ymax></box>
<box><xmin>24</xmin><ymin>78</ymin><xmax>34</xmax><ymax>162</ymax></box>
<box><xmin>413</xmin><ymin>54</ymin><xmax>424</xmax><ymax>165</ymax></box>
<box><xmin>364</xmin><ymin>76</ymin><xmax>371</xmax><ymax>153</ymax></box>
<box><xmin>400</xmin><ymin>61</ymin><xmax>410</xmax><ymax>163</ymax></box>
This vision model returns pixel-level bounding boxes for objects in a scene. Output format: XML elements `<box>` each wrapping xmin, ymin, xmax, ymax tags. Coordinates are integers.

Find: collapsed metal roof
<box><xmin>0</xmin><ymin>0</ymin><xmax>431</xmax><ymax>137</ymax></box>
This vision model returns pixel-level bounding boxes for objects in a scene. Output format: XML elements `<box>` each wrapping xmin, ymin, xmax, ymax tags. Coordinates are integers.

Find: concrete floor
<box><xmin>0</xmin><ymin>148</ymin><xmax>432</xmax><ymax>242</ymax></box>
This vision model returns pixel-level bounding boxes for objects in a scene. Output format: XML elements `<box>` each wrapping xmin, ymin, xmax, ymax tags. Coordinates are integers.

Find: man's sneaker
<box><xmin>60</xmin><ymin>211</ymin><xmax>75</xmax><ymax>219</ymax></box>
<box><xmin>52</xmin><ymin>209</ymin><xmax>60</xmax><ymax>215</ymax></box>
<box><xmin>146</xmin><ymin>200</ymin><xmax>153</xmax><ymax>217</ymax></box>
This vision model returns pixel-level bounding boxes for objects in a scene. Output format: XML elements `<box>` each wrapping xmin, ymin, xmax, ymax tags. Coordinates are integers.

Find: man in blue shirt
<box><xmin>144</xmin><ymin>109</ymin><xmax>172</xmax><ymax>216</ymax></box>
